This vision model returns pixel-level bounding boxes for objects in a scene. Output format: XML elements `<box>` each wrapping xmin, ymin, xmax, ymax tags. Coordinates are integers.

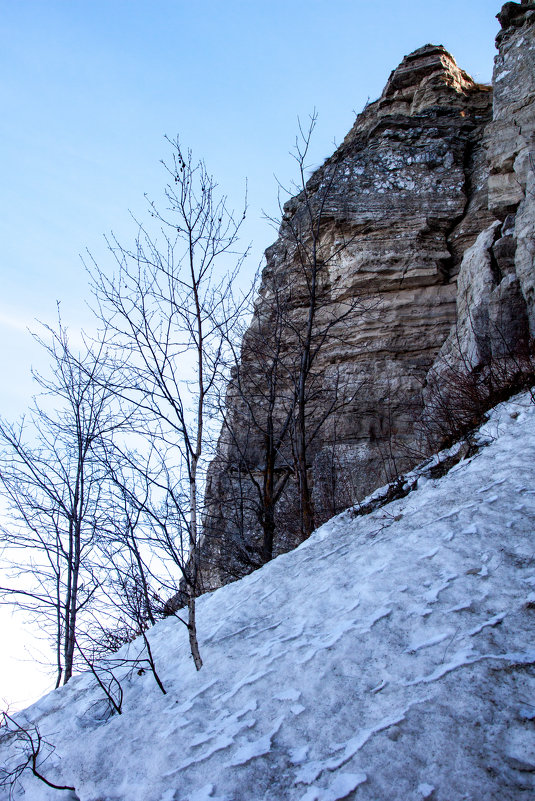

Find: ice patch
<box><xmin>422</xmin><ymin>574</ymin><xmax>457</xmax><ymax>603</ymax></box>
<box><xmin>417</xmin><ymin>783</ymin><xmax>435</xmax><ymax>799</ymax></box>
<box><xmin>274</xmin><ymin>688</ymin><xmax>301</xmax><ymax>702</ymax></box>
<box><xmin>300</xmin><ymin>773</ymin><xmax>367</xmax><ymax>801</ymax></box>
<box><xmin>405</xmin><ymin>630</ymin><xmax>454</xmax><ymax>654</ymax></box>
<box><xmin>296</xmin><ymin>712</ymin><xmax>408</xmax><ymax>785</ymax></box>
<box><xmin>290</xmin><ymin>746</ymin><xmax>310</xmax><ymax>765</ymax></box>
<box><xmin>462</xmin><ymin>524</ymin><xmax>477</xmax><ymax>535</ymax></box>
<box><xmin>445</xmin><ymin>601</ymin><xmax>473</xmax><ymax>613</ymax></box>
<box><xmin>417</xmin><ymin>548</ymin><xmax>439</xmax><ymax>561</ymax></box>
<box><xmin>361</xmin><ymin>606</ymin><xmax>392</xmax><ymax>630</ymax></box>
<box><xmin>406</xmin><ymin>649</ymin><xmax>535</xmax><ymax>686</ymax></box>
<box><xmin>467</xmin><ymin>612</ymin><xmax>506</xmax><ymax>636</ymax></box>
<box><xmin>371</xmin><ymin>679</ymin><xmax>388</xmax><ymax>694</ymax></box>
<box><xmin>228</xmin><ymin>716</ymin><xmax>284</xmax><ymax>766</ymax></box>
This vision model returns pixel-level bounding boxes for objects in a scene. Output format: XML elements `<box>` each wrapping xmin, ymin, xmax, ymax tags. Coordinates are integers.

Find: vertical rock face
<box><xmin>491</xmin><ymin>2</ymin><xmax>535</xmax><ymax>330</ymax></box>
<box><xmin>425</xmin><ymin>2</ymin><xmax>535</xmax><ymax>432</ymax></box>
<box><xmin>199</xmin><ymin>5</ymin><xmax>535</xmax><ymax>593</ymax></box>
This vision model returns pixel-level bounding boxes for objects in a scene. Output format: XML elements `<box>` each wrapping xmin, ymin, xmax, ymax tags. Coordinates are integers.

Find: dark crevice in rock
<box><xmin>441</xmin><ymin>140</ymin><xmax>473</xmax><ymax>280</ymax></box>
<box><xmin>442</xmin><ymin>210</ymin><xmax>468</xmax><ymax>282</ymax></box>
<box><xmin>489</xmin><ymin>224</ymin><xmax>505</xmax><ymax>285</ymax></box>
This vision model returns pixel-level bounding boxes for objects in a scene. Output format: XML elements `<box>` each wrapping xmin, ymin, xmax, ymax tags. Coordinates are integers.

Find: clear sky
<box><xmin>0</xmin><ymin>1</ymin><xmax>500</xmax><ymax>708</ymax></box>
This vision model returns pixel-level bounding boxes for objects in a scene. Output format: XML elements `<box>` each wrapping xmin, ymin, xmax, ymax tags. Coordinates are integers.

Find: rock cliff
<box><xmin>199</xmin><ymin>3</ymin><xmax>535</xmax><ymax>592</ymax></box>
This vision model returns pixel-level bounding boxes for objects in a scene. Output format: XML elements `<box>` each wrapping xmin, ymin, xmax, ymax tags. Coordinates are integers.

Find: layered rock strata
<box><xmin>199</xmin><ymin>4</ymin><xmax>535</xmax><ymax>592</ymax></box>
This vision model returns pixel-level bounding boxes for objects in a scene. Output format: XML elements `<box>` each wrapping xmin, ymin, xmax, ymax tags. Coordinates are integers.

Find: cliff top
<box><xmin>382</xmin><ymin>44</ymin><xmax>481</xmax><ymax>100</ymax></box>
<box><xmin>343</xmin><ymin>43</ymin><xmax>491</xmax><ymax>146</ymax></box>
<box><xmin>497</xmin><ymin>1</ymin><xmax>535</xmax><ymax>36</ymax></box>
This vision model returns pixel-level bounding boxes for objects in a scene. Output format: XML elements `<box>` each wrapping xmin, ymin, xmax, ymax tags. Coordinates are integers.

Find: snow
<box><xmin>417</xmin><ymin>784</ymin><xmax>435</xmax><ymax>799</ymax></box>
<box><xmin>300</xmin><ymin>773</ymin><xmax>368</xmax><ymax>801</ymax></box>
<box><xmin>1</xmin><ymin>390</ymin><xmax>535</xmax><ymax>800</ymax></box>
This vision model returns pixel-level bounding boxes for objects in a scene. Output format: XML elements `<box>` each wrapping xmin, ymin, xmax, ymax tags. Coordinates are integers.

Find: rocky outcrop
<box><xmin>491</xmin><ymin>1</ymin><xmax>535</xmax><ymax>329</ymax></box>
<box><xmin>423</xmin><ymin>3</ymin><xmax>535</xmax><ymax>440</ymax></box>
<box><xmin>199</xmin><ymin>4</ymin><xmax>535</xmax><ymax>593</ymax></box>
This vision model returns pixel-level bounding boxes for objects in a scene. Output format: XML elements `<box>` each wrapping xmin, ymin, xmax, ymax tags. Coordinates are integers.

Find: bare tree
<box><xmin>86</xmin><ymin>480</ymin><xmax>169</xmax><ymax>696</ymax></box>
<box><xmin>275</xmin><ymin>113</ymin><xmax>367</xmax><ymax>537</ymax></box>
<box><xmin>0</xmin><ymin>711</ymin><xmax>76</xmax><ymax>796</ymax></box>
<box><xmin>209</xmin><ymin>113</ymin><xmax>365</xmax><ymax>572</ymax></box>
<box><xmin>87</xmin><ymin>137</ymin><xmax>249</xmax><ymax>669</ymax></box>
<box><xmin>419</xmin><ymin>316</ymin><xmax>535</xmax><ymax>454</ymax></box>
<box><xmin>0</xmin><ymin>321</ymin><xmax>120</xmax><ymax>687</ymax></box>
<box><xmin>213</xmin><ymin>270</ymin><xmax>297</xmax><ymax>567</ymax></box>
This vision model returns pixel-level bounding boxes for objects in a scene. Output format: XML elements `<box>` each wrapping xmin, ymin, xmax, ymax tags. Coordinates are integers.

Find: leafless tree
<box><xmin>86</xmin><ymin>137</ymin><xmax>249</xmax><ymax>669</ymax></box>
<box><xmin>0</xmin><ymin>321</ymin><xmax>120</xmax><ymax>687</ymax></box>
<box><xmin>211</xmin><ymin>113</ymin><xmax>365</xmax><ymax>568</ymax></box>
<box><xmin>265</xmin><ymin>112</ymin><xmax>367</xmax><ymax>537</ymax></box>
<box><xmin>212</xmin><ymin>271</ymin><xmax>296</xmax><ymax>566</ymax></box>
<box><xmin>75</xmin><ymin>642</ymin><xmax>125</xmax><ymax>716</ymax></box>
<box><xmin>419</xmin><ymin>321</ymin><xmax>535</xmax><ymax>454</ymax></box>
<box><xmin>0</xmin><ymin>711</ymin><xmax>76</xmax><ymax>796</ymax></box>
<box><xmin>85</xmin><ymin>482</ymin><xmax>169</xmax><ymax>696</ymax></box>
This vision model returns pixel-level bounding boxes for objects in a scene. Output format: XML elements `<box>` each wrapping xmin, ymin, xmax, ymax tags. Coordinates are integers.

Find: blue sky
<box><xmin>1</xmin><ymin>1</ymin><xmax>499</xmax><ymax>413</ymax></box>
<box><xmin>0</xmin><ymin>0</ymin><xmax>499</xmax><ymax>706</ymax></box>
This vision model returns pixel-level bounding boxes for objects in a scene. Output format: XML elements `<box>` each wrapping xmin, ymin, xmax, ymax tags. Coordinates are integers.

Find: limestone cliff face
<box><xmin>490</xmin><ymin>2</ymin><xmax>535</xmax><ymax>331</ymax></box>
<box><xmin>425</xmin><ymin>3</ymin><xmax>535</xmax><ymax>425</ymax></box>
<box><xmin>199</xmin><ymin>4</ymin><xmax>535</xmax><ymax>593</ymax></box>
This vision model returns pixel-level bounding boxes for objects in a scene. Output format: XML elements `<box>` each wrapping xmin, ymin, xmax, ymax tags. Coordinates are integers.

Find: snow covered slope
<box><xmin>2</xmin><ymin>392</ymin><xmax>535</xmax><ymax>801</ymax></box>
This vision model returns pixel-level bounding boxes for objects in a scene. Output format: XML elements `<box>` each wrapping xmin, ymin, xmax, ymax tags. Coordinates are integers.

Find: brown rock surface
<box><xmin>198</xmin><ymin>8</ymin><xmax>534</xmax><ymax>593</ymax></box>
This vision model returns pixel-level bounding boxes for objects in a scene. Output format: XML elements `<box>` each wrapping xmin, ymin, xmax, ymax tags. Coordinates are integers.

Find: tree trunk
<box><xmin>262</xmin><ymin>442</ymin><xmax>276</xmax><ymax>561</ymax></box>
<box><xmin>187</xmin><ymin>590</ymin><xmax>203</xmax><ymax>670</ymax></box>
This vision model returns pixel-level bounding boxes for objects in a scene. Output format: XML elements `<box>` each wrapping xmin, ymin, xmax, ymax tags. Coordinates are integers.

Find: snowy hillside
<box><xmin>2</xmin><ymin>392</ymin><xmax>535</xmax><ymax>801</ymax></box>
